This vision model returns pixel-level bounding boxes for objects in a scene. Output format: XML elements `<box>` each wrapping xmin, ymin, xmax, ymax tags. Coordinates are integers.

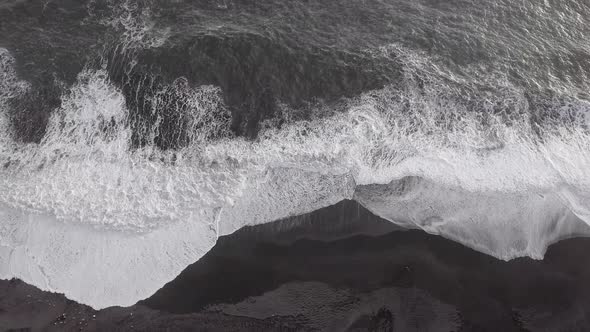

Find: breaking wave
<box><xmin>1</xmin><ymin>17</ymin><xmax>590</xmax><ymax>308</ymax></box>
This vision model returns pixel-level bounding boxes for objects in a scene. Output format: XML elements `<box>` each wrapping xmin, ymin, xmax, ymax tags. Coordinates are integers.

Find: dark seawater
<box><xmin>2</xmin><ymin>0</ymin><xmax>589</xmax><ymax>144</ymax></box>
<box><xmin>3</xmin><ymin>201</ymin><xmax>590</xmax><ymax>331</ymax></box>
<box><xmin>1</xmin><ymin>0</ymin><xmax>590</xmax><ymax>330</ymax></box>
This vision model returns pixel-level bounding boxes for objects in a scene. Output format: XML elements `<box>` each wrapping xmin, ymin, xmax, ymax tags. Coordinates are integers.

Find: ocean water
<box><xmin>0</xmin><ymin>0</ymin><xmax>590</xmax><ymax>311</ymax></box>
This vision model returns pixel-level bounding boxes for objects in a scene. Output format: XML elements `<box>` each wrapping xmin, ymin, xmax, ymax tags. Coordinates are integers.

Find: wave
<box><xmin>1</xmin><ymin>39</ymin><xmax>590</xmax><ymax>309</ymax></box>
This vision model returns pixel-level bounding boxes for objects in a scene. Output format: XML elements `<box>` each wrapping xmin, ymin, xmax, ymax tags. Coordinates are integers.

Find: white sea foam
<box><xmin>99</xmin><ymin>0</ymin><xmax>171</xmax><ymax>50</ymax></box>
<box><xmin>0</xmin><ymin>49</ymin><xmax>29</xmax><ymax>147</ymax></box>
<box><xmin>1</xmin><ymin>45</ymin><xmax>590</xmax><ymax>308</ymax></box>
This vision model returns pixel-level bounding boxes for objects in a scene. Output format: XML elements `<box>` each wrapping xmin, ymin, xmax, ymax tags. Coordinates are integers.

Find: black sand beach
<box><xmin>2</xmin><ymin>201</ymin><xmax>590</xmax><ymax>331</ymax></box>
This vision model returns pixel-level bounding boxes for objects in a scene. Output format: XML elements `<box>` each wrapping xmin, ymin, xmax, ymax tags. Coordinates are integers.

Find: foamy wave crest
<box><xmin>0</xmin><ymin>49</ymin><xmax>29</xmax><ymax>146</ymax></box>
<box><xmin>1</xmin><ymin>45</ymin><xmax>590</xmax><ymax>308</ymax></box>
<box><xmin>97</xmin><ymin>0</ymin><xmax>171</xmax><ymax>50</ymax></box>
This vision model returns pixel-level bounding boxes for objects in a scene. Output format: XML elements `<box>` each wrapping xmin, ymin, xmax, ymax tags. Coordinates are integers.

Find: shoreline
<box><xmin>2</xmin><ymin>201</ymin><xmax>590</xmax><ymax>331</ymax></box>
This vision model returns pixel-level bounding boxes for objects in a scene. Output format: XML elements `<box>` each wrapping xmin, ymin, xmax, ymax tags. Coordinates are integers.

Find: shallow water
<box><xmin>3</xmin><ymin>201</ymin><xmax>590</xmax><ymax>331</ymax></box>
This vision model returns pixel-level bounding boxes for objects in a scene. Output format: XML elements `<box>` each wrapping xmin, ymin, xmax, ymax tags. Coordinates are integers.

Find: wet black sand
<box><xmin>2</xmin><ymin>201</ymin><xmax>590</xmax><ymax>331</ymax></box>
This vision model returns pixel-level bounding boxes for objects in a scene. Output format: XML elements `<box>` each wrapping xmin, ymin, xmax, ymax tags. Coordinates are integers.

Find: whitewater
<box><xmin>2</xmin><ymin>0</ymin><xmax>590</xmax><ymax>309</ymax></box>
